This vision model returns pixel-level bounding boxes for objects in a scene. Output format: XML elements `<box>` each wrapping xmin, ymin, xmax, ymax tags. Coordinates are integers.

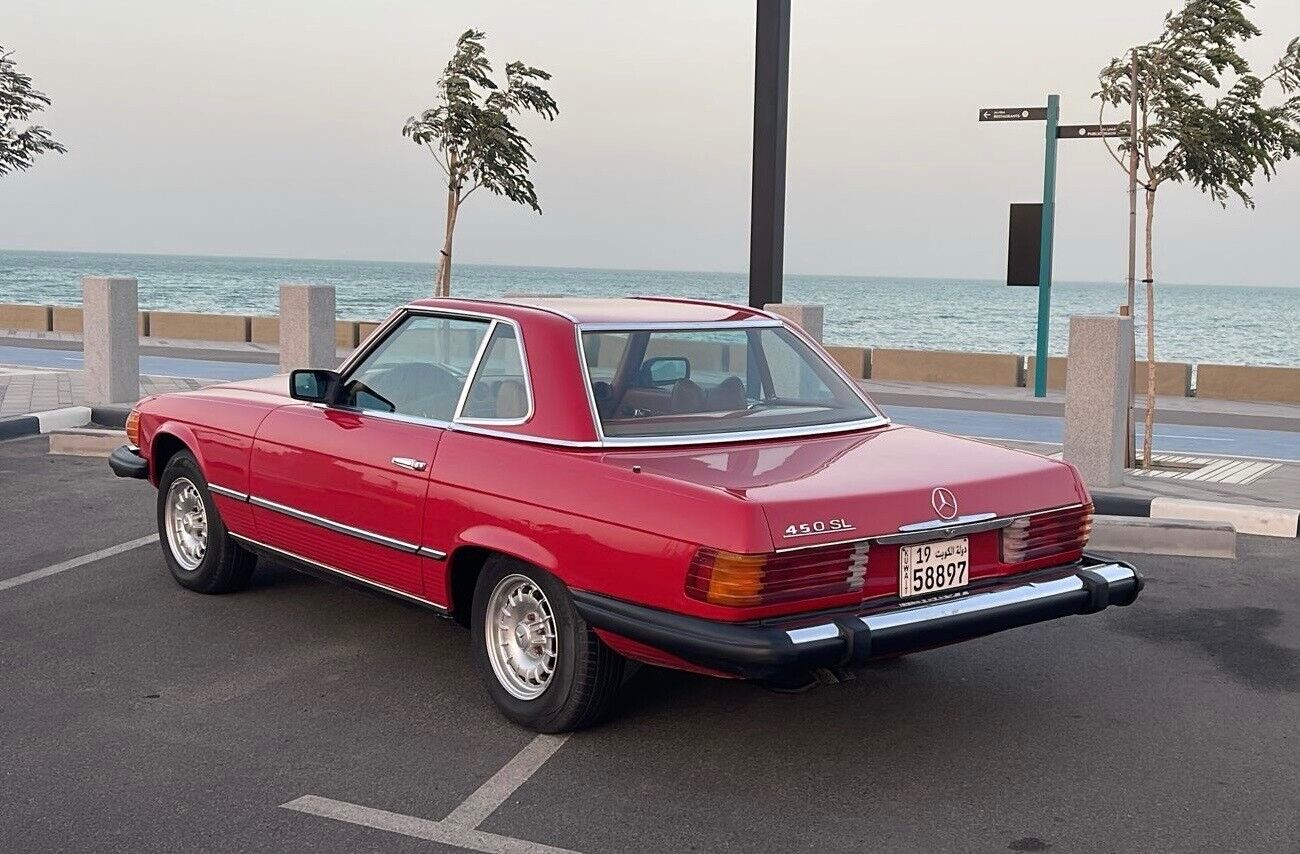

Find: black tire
<box><xmin>470</xmin><ymin>555</ymin><xmax>624</xmax><ymax>733</ymax></box>
<box><xmin>156</xmin><ymin>450</ymin><xmax>256</xmax><ymax>594</ymax></box>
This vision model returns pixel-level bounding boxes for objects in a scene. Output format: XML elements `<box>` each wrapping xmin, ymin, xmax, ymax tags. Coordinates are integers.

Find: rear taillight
<box><xmin>1001</xmin><ymin>504</ymin><xmax>1093</xmax><ymax>564</ymax></box>
<box><xmin>686</xmin><ymin>542</ymin><xmax>869</xmax><ymax>607</ymax></box>
<box><xmin>124</xmin><ymin>409</ymin><xmax>140</xmax><ymax>447</ymax></box>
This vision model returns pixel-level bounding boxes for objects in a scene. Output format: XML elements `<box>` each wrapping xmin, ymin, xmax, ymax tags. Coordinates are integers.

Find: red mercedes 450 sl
<box><xmin>110</xmin><ymin>296</ymin><xmax>1141</xmax><ymax>731</ymax></box>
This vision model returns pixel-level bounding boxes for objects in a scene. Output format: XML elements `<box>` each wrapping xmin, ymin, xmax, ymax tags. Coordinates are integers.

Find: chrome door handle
<box><xmin>391</xmin><ymin>457</ymin><xmax>427</xmax><ymax>471</ymax></box>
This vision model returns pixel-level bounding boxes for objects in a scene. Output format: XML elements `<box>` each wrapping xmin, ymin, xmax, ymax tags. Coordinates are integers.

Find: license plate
<box><xmin>898</xmin><ymin>537</ymin><xmax>970</xmax><ymax>599</ymax></box>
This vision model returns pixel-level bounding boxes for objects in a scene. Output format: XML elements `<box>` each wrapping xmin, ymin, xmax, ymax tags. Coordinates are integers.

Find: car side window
<box><xmin>459</xmin><ymin>323</ymin><xmax>531</xmax><ymax>421</ymax></box>
<box><xmin>343</xmin><ymin>315</ymin><xmax>490</xmax><ymax>422</ymax></box>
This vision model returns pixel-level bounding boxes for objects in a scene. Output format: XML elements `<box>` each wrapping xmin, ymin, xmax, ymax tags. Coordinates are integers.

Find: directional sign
<box><xmin>979</xmin><ymin>107</ymin><xmax>1048</xmax><ymax>121</ymax></box>
<box><xmin>1057</xmin><ymin>123</ymin><xmax>1127</xmax><ymax>139</ymax></box>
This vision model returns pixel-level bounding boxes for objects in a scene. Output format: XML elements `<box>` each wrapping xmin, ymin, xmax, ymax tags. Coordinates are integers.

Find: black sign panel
<box><xmin>979</xmin><ymin>107</ymin><xmax>1047</xmax><ymax>121</ymax></box>
<box><xmin>1057</xmin><ymin>123</ymin><xmax>1127</xmax><ymax>139</ymax></box>
<box><xmin>1007</xmin><ymin>203</ymin><xmax>1042</xmax><ymax>287</ymax></box>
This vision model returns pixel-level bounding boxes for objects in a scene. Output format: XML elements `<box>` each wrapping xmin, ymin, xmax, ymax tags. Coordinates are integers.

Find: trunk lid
<box><xmin>606</xmin><ymin>425</ymin><xmax>1086</xmax><ymax>550</ymax></box>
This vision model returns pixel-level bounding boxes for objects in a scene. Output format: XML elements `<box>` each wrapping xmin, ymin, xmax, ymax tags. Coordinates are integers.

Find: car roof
<box><xmin>404</xmin><ymin>296</ymin><xmax>774</xmax><ymax>325</ymax></box>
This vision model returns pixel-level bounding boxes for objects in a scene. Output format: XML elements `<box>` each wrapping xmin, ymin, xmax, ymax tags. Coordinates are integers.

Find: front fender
<box><xmin>147</xmin><ymin>420</ymin><xmax>208</xmax><ymax>486</ymax></box>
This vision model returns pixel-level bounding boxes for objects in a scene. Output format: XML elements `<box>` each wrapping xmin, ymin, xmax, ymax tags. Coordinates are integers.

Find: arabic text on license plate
<box><xmin>899</xmin><ymin>537</ymin><xmax>969</xmax><ymax>598</ymax></box>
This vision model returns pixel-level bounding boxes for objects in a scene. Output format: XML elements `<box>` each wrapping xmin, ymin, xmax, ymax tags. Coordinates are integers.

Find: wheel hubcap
<box><xmin>485</xmin><ymin>574</ymin><xmax>558</xmax><ymax>700</ymax></box>
<box><xmin>164</xmin><ymin>477</ymin><xmax>208</xmax><ymax>571</ymax></box>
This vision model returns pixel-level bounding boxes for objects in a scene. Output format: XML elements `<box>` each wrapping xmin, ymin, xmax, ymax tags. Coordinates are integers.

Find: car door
<box><xmin>248</xmin><ymin>312</ymin><xmax>491</xmax><ymax>599</ymax></box>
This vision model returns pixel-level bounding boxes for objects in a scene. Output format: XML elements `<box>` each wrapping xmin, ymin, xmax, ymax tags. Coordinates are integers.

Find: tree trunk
<box><xmin>437</xmin><ymin>188</ymin><xmax>458</xmax><ymax>298</ymax></box>
<box><xmin>1141</xmin><ymin>187</ymin><xmax>1157</xmax><ymax>469</ymax></box>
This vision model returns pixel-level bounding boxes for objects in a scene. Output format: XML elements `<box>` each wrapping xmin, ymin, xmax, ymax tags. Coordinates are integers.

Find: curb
<box><xmin>1090</xmin><ymin>516</ymin><xmax>1237</xmax><ymax>558</ymax></box>
<box><xmin>1093</xmin><ymin>490</ymin><xmax>1299</xmax><ymax>538</ymax></box>
<box><xmin>0</xmin><ymin>406</ymin><xmax>92</xmax><ymax>440</ymax></box>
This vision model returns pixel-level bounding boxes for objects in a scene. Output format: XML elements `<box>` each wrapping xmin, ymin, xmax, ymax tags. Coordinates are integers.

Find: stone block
<box><xmin>82</xmin><ymin>277</ymin><xmax>140</xmax><ymax>405</ymax></box>
<box><xmin>148</xmin><ymin>311</ymin><xmax>250</xmax><ymax>342</ymax></box>
<box><xmin>764</xmin><ymin>303</ymin><xmax>825</xmax><ymax>343</ymax></box>
<box><xmin>871</xmin><ymin>348</ymin><xmax>1023</xmax><ymax>386</ymax></box>
<box><xmin>0</xmin><ymin>303</ymin><xmax>52</xmax><ymax>331</ymax></box>
<box><xmin>824</xmin><ymin>345</ymin><xmax>870</xmax><ymax>379</ymax></box>
<box><xmin>1062</xmin><ymin>314</ymin><xmax>1133</xmax><ymax>488</ymax></box>
<box><xmin>1195</xmin><ymin>364</ymin><xmax>1300</xmax><ymax>404</ymax></box>
<box><xmin>279</xmin><ymin>283</ymin><xmax>337</xmax><ymax>372</ymax></box>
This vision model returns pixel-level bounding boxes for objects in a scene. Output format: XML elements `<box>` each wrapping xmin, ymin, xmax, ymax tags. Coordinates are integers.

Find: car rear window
<box><xmin>581</xmin><ymin>326</ymin><xmax>877</xmax><ymax>439</ymax></box>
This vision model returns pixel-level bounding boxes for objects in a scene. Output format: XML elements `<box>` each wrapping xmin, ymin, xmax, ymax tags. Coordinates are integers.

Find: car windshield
<box><xmin>581</xmin><ymin>326</ymin><xmax>878</xmax><ymax>439</ymax></box>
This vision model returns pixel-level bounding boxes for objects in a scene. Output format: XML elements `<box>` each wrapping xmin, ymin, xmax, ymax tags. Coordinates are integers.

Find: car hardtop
<box><xmin>401</xmin><ymin>295</ymin><xmax>776</xmax><ymax>327</ymax></box>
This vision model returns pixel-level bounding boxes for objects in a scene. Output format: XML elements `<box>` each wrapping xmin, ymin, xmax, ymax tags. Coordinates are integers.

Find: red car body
<box><xmin>111</xmin><ymin>296</ymin><xmax>1140</xmax><ymax>693</ymax></box>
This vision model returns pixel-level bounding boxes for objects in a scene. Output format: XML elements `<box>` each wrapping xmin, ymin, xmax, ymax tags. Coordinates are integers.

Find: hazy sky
<box><xmin>4</xmin><ymin>1</ymin><xmax>1300</xmax><ymax>286</ymax></box>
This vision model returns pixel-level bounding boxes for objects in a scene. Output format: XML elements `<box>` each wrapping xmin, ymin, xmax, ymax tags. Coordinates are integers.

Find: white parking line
<box><xmin>282</xmin><ymin>733</ymin><xmax>580</xmax><ymax>853</ymax></box>
<box><xmin>282</xmin><ymin>795</ymin><xmax>580</xmax><ymax>854</ymax></box>
<box><xmin>443</xmin><ymin>734</ymin><xmax>570</xmax><ymax>829</ymax></box>
<box><xmin>0</xmin><ymin>535</ymin><xmax>157</xmax><ymax>592</ymax></box>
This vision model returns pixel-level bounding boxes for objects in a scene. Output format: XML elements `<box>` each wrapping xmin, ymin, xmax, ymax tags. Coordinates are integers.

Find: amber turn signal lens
<box><xmin>124</xmin><ymin>409</ymin><xmax>141</xmax><ymax>448</ymax></box>
<box><xmin>686</xmin><ymin>542</ymin><xmax>869</xmax><ymax>608</ymax></box>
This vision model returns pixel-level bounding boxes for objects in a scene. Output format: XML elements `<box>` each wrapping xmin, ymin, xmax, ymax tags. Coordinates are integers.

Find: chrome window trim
<box><xmin>229</xmin><ymin>532</ymin><xmax>449</xmax><ymax>609</ymax></box>
<box><xmin>453</xmin><ymin>318</ymin><xmax>537</xmax><ymax>427</ymax></box>
<box><xmin>336</xmin><ymin>306</ymin><xmax>536</xmax><ymax>430</ymax></box>
<box><xmin>577</xmin><ymin>320</ymin><xmax>784</xmax><ymax>331</ymax></box>
<box><xmin>575</xmin><ymin>322</ymin><xmax>890</xmax><ymax>448</ymax></box>
<box><xmin>249</xmin><ymin>495</ymin><xmax>422</xmax><ymax>554</ymax></box>
<box><xmin>207</xmin><ymin>483</ymin><xmax>248</xmax><ymax>502</ymax></box>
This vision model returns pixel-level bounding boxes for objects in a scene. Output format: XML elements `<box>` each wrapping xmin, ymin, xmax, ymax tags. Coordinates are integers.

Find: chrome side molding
<box><xmin>229</xmin><ymin>532</ymin><xmax>449</xmax><ymax>611</ymax></box>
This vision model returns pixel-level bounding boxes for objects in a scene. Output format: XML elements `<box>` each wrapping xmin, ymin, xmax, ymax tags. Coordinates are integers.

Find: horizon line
<box><xmin>1</xmin><ymin>245</ymin><xmax>1296</xmax><ymax>291</ymax></box>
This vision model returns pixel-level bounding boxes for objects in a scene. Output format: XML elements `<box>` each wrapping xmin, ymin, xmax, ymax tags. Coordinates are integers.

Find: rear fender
<box><xmin>455</xmin><ymin>525</ymin><xmax>561</xmax><ymax>575</ymax></box>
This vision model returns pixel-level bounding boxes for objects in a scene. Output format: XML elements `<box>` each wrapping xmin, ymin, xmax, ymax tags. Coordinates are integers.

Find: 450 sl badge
<box><xmin>783</xmin><ymin>518</ymin><xmax>856</xmax><ymax>538</ymax></box>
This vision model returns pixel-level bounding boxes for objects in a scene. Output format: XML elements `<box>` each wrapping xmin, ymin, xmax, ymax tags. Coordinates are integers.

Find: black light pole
<box><xmin>748</xmin><ymin>0</ymin><xmax>791</xmax><ymax>308</ymax></box>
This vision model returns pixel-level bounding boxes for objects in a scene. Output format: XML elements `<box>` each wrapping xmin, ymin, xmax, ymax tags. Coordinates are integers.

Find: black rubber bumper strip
<box><xmin>1091</xmin><ymin>492</ymin><xmax>1154</xmax><ymax>518</ymax></box>
<box><xmin>108</xmin><ymin>445</ymin><xmax>149</xmax><ymax>479</ymax></box>
<box><xmin>572</xmin><ymin>555</ymin><xmax>1142</xmax><ymax>681</ymax></box>
<box><xmin>0</xmin><ymin>415</ymin><xmax>40</xmax><ymax>441</ymax></box>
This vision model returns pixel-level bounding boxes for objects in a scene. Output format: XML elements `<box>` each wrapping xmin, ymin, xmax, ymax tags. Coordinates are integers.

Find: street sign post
<box><xmin>980</xmin><ymin>96</ymin><xmax>1127</xmax><ymax>397</ymax></box>
<box><xmin>1034</xmin><ymin>95</ymin><xmax>1060</xmax><ymax>398</ymax></box>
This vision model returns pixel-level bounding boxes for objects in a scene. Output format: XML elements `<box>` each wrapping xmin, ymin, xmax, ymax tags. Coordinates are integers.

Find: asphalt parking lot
<box><xmin>2</xmin><ymin>435</ymin><xmax>1298</xmax><ymax>853</ymax></box>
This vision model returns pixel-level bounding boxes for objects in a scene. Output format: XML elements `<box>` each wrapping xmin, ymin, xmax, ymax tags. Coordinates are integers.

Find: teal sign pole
<box><xmin>1032</xmin><ymin>94</ymin><xmax>1059</xmax><ymax>398</ymax></box>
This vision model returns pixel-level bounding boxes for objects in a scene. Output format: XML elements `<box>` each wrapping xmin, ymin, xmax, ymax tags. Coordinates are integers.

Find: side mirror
<box><xmin>640</xmin><ymin>356</ymin><xmax>690</xmax><ymax>386</ymax></box>
<box><xmin>290</xmin><ymin>369</ymin><xmax>341</xmax><ymax>404</ymax></box>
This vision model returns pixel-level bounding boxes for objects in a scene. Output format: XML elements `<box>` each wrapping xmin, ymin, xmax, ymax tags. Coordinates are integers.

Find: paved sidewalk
<box><xmin>0</xmin><ymin>366</ymin><xmax>209</xmax><ymax>417</ymax></box>
<box><xmin>994</xmin><ymin>438</ymin><xmax>1300</xmax><ymax>511</ymax></box>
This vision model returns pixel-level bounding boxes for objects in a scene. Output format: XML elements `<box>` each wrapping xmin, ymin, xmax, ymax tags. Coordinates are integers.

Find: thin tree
<box><xmin>1095</xmin><ymin>0</ymin><xmax>1300</xmax><ymax>467</ymax></box>
<box><xmin>0</xmin><ymin>45</ymin><xmax>67</xmax><ymax>177</ymax></box>
<box><xmin>403</xmin><ymin>30</ymin><xmax>558</xmax><ymax>296</ymax></box>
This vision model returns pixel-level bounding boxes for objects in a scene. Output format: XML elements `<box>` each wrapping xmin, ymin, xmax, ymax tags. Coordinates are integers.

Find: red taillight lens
<box><xmin>686</xmin><ymin>542</ymin><xmax>869</xmax><ymax>607</ymax></box>
<box><xmin>1001</xmin><ymin>504</ymin><xmax>1094</xmax><ymax>564</ymax></box>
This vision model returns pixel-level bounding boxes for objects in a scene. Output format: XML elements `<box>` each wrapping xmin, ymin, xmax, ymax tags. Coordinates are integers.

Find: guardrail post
<box><xmin>82</xmin><ymin>276</ymin><xmax>140</xmax><ymax>405</ymax></box>
<box><xmin>1063</xmin><ymin>314</ymin><xmax>1133</xmax><ymax>487</ymax></box>
<box><xmin>279</xmin><ymin>283</ymin><xmax>336</xmax><ymax>372</ymax></box>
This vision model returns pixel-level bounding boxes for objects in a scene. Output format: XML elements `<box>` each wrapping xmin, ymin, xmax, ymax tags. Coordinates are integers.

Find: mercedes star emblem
<box><xmin>931</xmin><ymin>487</ymin><xmax>958</xmax><ymax>521</ymax></box>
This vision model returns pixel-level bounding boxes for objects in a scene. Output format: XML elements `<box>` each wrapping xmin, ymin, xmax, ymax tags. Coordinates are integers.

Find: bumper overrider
<box><xmin>572</xmin><ymin>554</ymin><xmax>1142</xmax><ymax>681</ymax></box>
<box><xmin>109</xmin><ymin>445</ymin><xmax>149</xmax><ymax>479</ymax></box>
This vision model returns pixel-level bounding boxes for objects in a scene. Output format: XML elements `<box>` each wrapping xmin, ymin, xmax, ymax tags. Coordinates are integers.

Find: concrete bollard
<box><xmin>1063</xmin><ymin>314</ymin><xmax>1134</xmax><ymax>488</ymax></box>
<box><xmin>763</xmin><ymin>303</ymin><xmax>824</xmax><ymax>343</ymax></box>
<box><xmin>279</xmin><ymin>283</ymin><xmax>337</xmax><ymax>373</ymax></box>
<box><xmin>82</xmin><ymin>276</ymin><xmax>140</xmax><ymax>405</ymax></box>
